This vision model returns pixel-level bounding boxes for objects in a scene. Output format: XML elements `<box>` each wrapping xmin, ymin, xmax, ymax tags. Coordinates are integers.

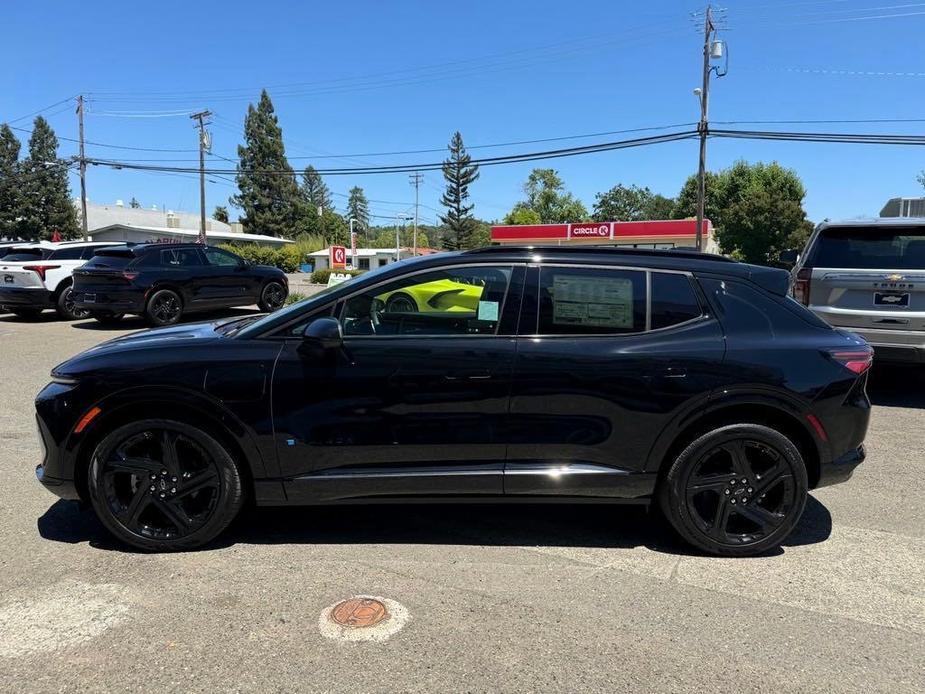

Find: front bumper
<box><xmin>816</xmin><ymin>445</ymin><xmax>865</xmax><ymax>488</ymax></box>
<box><xmin>0</xmin><ymin>287</ymin><xmax>53</xmax><ymax>309</ymax></box>
<box><xmin>35</xmin><ymin>464</ymin><xmax>80</xmax><ymax>500</ymax></box>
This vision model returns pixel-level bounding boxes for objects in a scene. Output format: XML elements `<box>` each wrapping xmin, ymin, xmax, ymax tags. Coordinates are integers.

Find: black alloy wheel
<box><xmin>56</xmin><ymin>285</ymin><xmax>90</xmax><ymax>320</ymax></box>
<box><xmin>258</xmin><ymin>281</ymin><xmax>287</xmax><ymax>312</ymax></box>
<box><xmin>146</xmin><ymin>288</ymin><xmax>183</xmax><ymax>326</ymax></box>
<box><xmin>661</xmin><ymin>424</ymin><xmax>808</xmax><ymax>557</ymax></box>
<box><xmin>385</xmin><ymin>293</ymin><xmax>417</xmax><ymax>313</ymax></box>
<box><xmin>88</xmin><ymin>419</ymin><xmax>243</xmax><ymax>551</ymax></box>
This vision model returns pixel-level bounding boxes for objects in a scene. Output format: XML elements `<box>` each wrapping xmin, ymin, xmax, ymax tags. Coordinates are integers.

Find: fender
<box><xmin>66</xmin><ymin>384</ymin><xmax>273</xmax><ymax>481</ymax></box>
<box><xmin>643</xmin><ymin>387</ymin><xmax>828</xmax><ymax>474</ymax></box>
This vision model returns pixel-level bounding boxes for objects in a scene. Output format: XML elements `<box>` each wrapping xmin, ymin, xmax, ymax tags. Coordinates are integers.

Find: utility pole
<box><xmin>694</xmin><ymin>4</ymin><xmax>727</xmax><ymax>251</ymax></box>
<box><xmin>409</xmin><ymin>171</ymin><xmax>423</xmax><ymax>255</ymax></box>
<box><xmin>190</xmin><ymin>110</ymin><xmax>212</xmax><ymax>245</ymax></box>
<box><xmin>76</xmin><ymin>96</ymin><xmax>88</xmax><ymax>241</ymax></box>
<box><xmin>695</xmin><ymin>6</ymin><xmax>713</xmax><ymax>252</ymax></box>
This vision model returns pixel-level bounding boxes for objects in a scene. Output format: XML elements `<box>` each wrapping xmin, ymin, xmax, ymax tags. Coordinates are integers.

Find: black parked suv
<box><xmin>36</xmin><ymin>247</ymin><xmax>872</xmax><ymax>555</ymax></box>
<box><xmin>72</xmin><ymin>243</ymin><xmax>288</xmax><ymax>326</ymax></box>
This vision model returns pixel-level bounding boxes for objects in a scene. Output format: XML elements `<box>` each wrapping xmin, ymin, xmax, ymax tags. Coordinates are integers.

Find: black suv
<box><xmin>36</xmin><ymin>247</ymin><xmax>871</xmax><ymax>555</ymax></box>
<box><xmin>72</xmin><ymin>243</ymin><xmax>288</xmax><ymax>326</ymax></box>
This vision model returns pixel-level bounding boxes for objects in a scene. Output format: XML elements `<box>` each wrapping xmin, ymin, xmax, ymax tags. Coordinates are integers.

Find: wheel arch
<box><xmin>71</xmin><ymin>388</ymin><xmax>265</xmax><ymax>503</ymax></box>
<box><xmin>50</xmin><ymin>275</ymin><xmax>72</xmax><ymax>301</ymax></box>
<box><xmin>649</xmin><ymin>399</ymin><xmax>824</xmax><ymax>489</ymax></box>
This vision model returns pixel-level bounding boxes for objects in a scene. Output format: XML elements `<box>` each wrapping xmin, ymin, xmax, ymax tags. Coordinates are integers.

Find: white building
<box><xmin>309</xmin><ymin>247</ymin><xmax>412</xmax><ymax>272</ymax></box>
<box><xmin>90</xmin><ymin>224</ymin><xmax>292</xmax><ymax>248</ymax></box>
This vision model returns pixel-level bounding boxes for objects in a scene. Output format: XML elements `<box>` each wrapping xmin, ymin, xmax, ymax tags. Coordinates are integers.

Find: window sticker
<box><xmin>551</xmin><ymin>275</ymin><xmax>633</xmax><ymax>328</ymax></box>
<box><xmin>477</xmin><ymin>300</ymin><xmax>499</xmax><ymax>321</ymax></box>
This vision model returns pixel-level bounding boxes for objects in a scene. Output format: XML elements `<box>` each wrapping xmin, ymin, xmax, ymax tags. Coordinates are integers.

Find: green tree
<box><xmin>673</xmin><ymin>161</ymin><xmax>812</xmax><ymax>265</ymax></box>
<box><xmin>19</xmin><ymin>116</ymin><xmax>79</xmax><ymax>241</ymax></box>
<box><xmin>370</xmin><ymin>225</ymin><xmax>431</xmax><ymax>249</ymax></box>
<box><xmin>345</xmin><ymin>186</ymin><xmax>370</xmax><ymax>234</ymax></box>
<box><xmin>502</xmin><ymin>204</ymin><xmax>541</xmax><ymax>225</ymax></box>
<box><xmin>439</xmin><ymin>131</ymin><xmax>480</xmax><ymax>250</ymax></box>
<box><xmin>593</xmin><ymin>184</ymin><xmax>674</xmax><ymax>221</ymax></box>
<box><xmin>212</xmin><ymin>205</ymin><xmax>229</xmax><ymax>223</ymax></box>
<box><xmin>0</xmin><ymin>124</ymin><xmax>22</xmax><ymax>239</ymax></box>
<box><xmin>230</xmin><ymin>90</ymin><xmax>302</xmax><ymax>237</ymax></box>
<box><xmin>508</xmin><ymin>168</ymin><xmax>587</xmax><ymax>223</ymax></box>
<box><xmin>300</xmin><ymin>165</ymin><xmax>333</xmax><ymax>213</ymax></box>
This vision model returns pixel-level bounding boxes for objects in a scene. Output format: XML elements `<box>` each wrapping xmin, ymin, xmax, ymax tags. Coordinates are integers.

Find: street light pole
<box><xmin>349</xmin><ymin>217</ymin><xmax>358</xmax><ymax>269</ymax></box>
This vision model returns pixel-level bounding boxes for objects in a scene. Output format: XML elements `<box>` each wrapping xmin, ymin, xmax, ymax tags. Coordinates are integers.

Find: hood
<box><xmin>52</xmin><ymin>318</ymin><xmax>241</xmax><ymax>376</ymax></box>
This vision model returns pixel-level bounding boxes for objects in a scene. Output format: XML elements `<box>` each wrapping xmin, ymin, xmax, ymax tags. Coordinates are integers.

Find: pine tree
<box><xmin>300</xmin><ymin>165</ymin><xmax>333</xmax><ymax>212</ymax></box>
<box><xmin>19</xmin><ymin>117</ymin><xmax>79</xmax><ymax>241</ymax></box>
<box><xmin>213</xmin><ymin>205</ymin><xmax>229</xmax><ymax>223</ymax></box>
<box><xmin>230</xmin><ymin>90</ymin><xmax>301</xmax><ymax>237</ymax></box>
<box><xmin>439</xmin><ymin>131</ymin><xmax>480</xmax><ymax>250</ymax></box>
<box><xmin>0</xmin><ymin>124</ymin><xmax>21</xmax><ymax>239</ymax></box>
<box><xmin>345</xmin><ymin>186</ymin><xmax>370</xmax><ymax>242</ymax></box>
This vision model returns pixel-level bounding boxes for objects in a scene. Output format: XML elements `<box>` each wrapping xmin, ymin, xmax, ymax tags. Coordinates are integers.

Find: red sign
<box><xmin>569</xmin><ymin>223</ymin><xmax>611</xmax><ymax>238</ymax></box>
<box><xmin>330</xmin><ymin>245</ymin><xmax>347</xmax><ymax>269</ymax></box>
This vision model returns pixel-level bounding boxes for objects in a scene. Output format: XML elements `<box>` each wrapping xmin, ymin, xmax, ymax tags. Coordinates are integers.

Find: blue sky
<box><xmin>3</xmin><ymin>0</ymin><xmax>925</xmax><ymax>227</ymax></box>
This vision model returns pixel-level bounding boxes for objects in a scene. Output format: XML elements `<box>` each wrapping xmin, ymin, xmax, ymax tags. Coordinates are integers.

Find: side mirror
<box><xmin>301</xmin><ymin>317</ymin><xmax>343</xmax><ymax>351</ymax></box>
<box><xmin>779</xmin><ymin>249</ymin><xmax>799</xmax><ymax>265</ymax></box>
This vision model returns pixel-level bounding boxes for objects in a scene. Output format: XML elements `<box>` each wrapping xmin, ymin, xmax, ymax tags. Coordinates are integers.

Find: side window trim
<box><xmin>520</xmin><ymin>263</ymin><xmax>704</xmax><ymax>338</ymax></box>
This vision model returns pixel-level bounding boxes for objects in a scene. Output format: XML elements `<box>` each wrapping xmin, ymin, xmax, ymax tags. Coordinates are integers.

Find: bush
<box><xmin>285</xmin><ymin>292</ymin><xmax>308</xmax><ymax>305</ymax></box>
<box><xmin>309</xmin><ymin>268</ymin><xmax>363</xmax><ymax>285</ymax></box>
<box><xmin>220</xmin><ymin>234</ymin><xmax>329</xmax><ymax>274</ymax></box>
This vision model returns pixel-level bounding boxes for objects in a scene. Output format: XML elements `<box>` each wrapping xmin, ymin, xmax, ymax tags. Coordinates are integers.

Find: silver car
<box><xmin>785</xmin><ymin>218</ymin><xmax>925</xmax><ymax>363</ymax></box>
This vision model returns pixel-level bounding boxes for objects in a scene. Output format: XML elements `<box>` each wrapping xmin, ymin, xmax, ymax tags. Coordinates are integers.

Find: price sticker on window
<box><xmin>477</xmin><ymin>300</ymin><xmax>499</xmax><ymax>321</ymax></box>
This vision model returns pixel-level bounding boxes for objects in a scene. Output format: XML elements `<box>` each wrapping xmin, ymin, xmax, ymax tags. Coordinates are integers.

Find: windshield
<box><xmin>812</xmin><ymin>226</ymin><xmax>925</xmax><ymax>269</ymax></box>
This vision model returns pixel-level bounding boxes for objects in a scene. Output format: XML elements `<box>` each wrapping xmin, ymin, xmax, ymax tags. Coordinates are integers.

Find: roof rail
<box><xmin>463</xmin><ymin>245</ymin><xmax>735</xmax><ymax>263</ymax></box>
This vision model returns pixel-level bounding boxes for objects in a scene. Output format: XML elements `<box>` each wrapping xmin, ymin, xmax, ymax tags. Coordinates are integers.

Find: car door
<box><xmin>504</xmin><ymin>264</ymin><xmax>725</xmax><ymax>498</ymax></box>
<box><xmin>200</xmin><ymin>247</ymin><xmax>254</xmax><ymax>305</ymax></box>
<box><xmin>271</xmin><ymin>263</ymin><xmax>524</xmax><ymax>503</ymax></box>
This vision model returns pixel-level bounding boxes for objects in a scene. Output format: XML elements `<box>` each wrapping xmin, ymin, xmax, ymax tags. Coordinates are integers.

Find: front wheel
<box><xmin>660</xmin><ymin>424</ymin><xmax>808</xmax><ymax>557</ymax></box>
<box><xmin>258</xmin><ymin>281</ymin><xmax>287</xmax><ymax>312</ymax></box>
<box><xmin>146</xmin><ymin>288</ymin><xmax>183</xmax><ymax>326</ymax></box>
<box><xmin>87</xmin><ymin>419</ymin><xmax>244</xmax><ymax>552</ymax></box>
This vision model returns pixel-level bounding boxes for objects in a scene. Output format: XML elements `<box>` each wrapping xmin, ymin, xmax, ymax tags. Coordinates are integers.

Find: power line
<box><xmin>4</xmin><ymin>96</ymin><xmax>77</xmax><ymax>125</ymax></box>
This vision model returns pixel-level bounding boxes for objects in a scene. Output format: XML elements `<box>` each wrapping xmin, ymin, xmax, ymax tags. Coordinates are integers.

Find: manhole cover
<box><xmin>319</xmin><ymin>596</ymin><xmax>410</xmax><ymax>643</ymax></box>
<box><xmin>331</xmin><ymin>598</ymin><xmax>389</xmax><ymax>628</ymax></box>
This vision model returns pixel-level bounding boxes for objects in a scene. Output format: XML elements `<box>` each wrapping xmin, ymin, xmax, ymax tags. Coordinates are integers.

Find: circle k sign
<box><xmin>569</xmin><ymin>223</ymin><xmax>611</xmax><ymax>238</ymax></box>
<box><xmin>330</xmin><ymin>245</ymin><xmax>347</xmax><ymax>268</ymax></box>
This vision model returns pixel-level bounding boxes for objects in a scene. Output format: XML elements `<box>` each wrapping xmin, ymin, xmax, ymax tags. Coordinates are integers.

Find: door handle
<box><xmin>662</xmin><ymin>367</ymin><xmax>687</xmax><ymax>379</ymax></box>
<box><xmin>445</xmin><ymin>371</ymin><xmax>492</xmax><ymax>381</ymax></box>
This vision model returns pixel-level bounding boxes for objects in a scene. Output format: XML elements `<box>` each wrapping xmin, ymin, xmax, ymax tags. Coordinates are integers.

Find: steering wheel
<box><xmin>368</xmin><ymin>297</ymin><xmax>383</xmax><ymax>334</ymax></box>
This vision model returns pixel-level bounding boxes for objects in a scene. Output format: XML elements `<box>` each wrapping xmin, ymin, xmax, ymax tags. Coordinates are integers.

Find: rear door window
<box><xmin>537</xmin><ymin>267</ymin><xmax>646</xmax><ymax>335</ymax></box>
<box><xmin>811</xmin><ymin>226</ymin><xmax>925</xmax><ymax>269</ymax></box>
<box><xmin>49</xmin><ymin>246</ymin><xmax>85</xmax><ymax>260</ymax></box>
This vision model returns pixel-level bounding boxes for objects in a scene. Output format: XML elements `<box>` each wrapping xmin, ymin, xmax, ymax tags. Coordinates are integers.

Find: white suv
<box><xmin>0</xmin><ymin>241</ymin><xmax>120</xmax><ymax>320</ymax></box>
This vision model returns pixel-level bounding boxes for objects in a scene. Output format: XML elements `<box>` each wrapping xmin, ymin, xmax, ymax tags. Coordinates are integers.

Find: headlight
<box><xmin>50</xmin><ymin>373</ymin><xmax>79</xmax><ymax>386</ymax></box>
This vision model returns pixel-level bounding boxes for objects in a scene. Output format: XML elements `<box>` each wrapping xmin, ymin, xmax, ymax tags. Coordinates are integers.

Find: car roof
<box><xmin>818</xmin><ymin>217</ymin><xmax>925</xmax><ymax>230</ymax></box>
<box><xmin>95</xmin><ymin>242</ymin><xmax>203</xmax><ymax>255</ymax></box>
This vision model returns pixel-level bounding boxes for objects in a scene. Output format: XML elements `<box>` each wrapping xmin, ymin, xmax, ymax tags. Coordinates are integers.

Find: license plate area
<box><xmin>83</xmin><ymin>293</ymin><xmax>97</xmax><ymax>303</ymax></box>
<box><xmin>873</xmin><ymin>291</ymin><xmax>909</xmax><ymax>307</ymax></box>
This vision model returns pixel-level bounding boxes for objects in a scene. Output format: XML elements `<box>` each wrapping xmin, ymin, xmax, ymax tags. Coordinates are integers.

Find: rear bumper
<box><xmin>0</xmin><ymin>287</ymin><xmax>53</xmax><ymax>309</ymax></box>
<box><xmin>816</xmin><ymin>445</ymin><xmax>865</xmax><ymax>489</ymax></box>
<box><xmin>73</xmin><ymin>288</ymin><xmax>145</xmax><ymax>314</ymax></box>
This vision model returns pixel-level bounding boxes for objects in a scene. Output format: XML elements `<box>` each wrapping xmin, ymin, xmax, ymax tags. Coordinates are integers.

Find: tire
<box><xmin>56</xmin><ymin>284</ymin><xmax>90</xmax><ymax>320</ymax></box>
<box><xmin>87</xmin><ymin>419</ymin><xmax>244</xmax><ymax>552</ymax></box>
<box><xmin>258</xmin><ymin>281</ymin><xmax>287</xmax><ymax>312</ymax></box>
<box><xmin>659</xmin><ymin>423</ymin><xmax>808</xmax><ymax>557</ymax></box>
<box><xmin>385</xmin><ymin>293</ymin><xmax>418</xmax><ymax>313</ymax></box>
<box><xmin>10</xmin><ymin>308</ymin><xmax>42</xmax><ymax>319</ymax></box>
<box><xmin>90</xmin><ymin>311</ymin><xmax>125</xmax><ymax>325</ymax></box>
<box><xmin>146</xmin><ymin>288</ymin><xmax>183</xmax><ymax>326</ymax></box>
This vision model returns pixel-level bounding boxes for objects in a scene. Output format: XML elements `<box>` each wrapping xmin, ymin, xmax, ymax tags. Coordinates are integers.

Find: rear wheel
<box><xmin>385</xmin><ymin>293</ymin><xmax>417</xmax><ymax>313</ymax></box>
<box><xmin>56</xmin><ymin>285</ymin><xmax>90</xmax><ymax>320</ymax></box>
<box><xmin>146</xmin><ymin>288</ymin><xmax>183</xmax><ymax>326</ymax></box>
<box><xmin>660</xmin><ymin>424</ymin><xmax>808</xmax><ymax>557</ymax></box>
<box><xmin>258</xmin><ymin>281</ymin><xmax>287</xmax><ymax>312</ymax></box>
<box><xmin>87</xmin><ymin>419</ymin><xmax>244</xmax><ymax>551</ymax></box>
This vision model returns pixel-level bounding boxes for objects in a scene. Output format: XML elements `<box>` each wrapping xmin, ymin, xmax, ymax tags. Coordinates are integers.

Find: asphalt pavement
<box><xmin>0</xmin><ymin>309</ymin><xmax>922</xmax><ymax>693</ymax></box>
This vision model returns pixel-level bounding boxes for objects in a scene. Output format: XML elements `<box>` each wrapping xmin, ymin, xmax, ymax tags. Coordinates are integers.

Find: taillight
<box><xmin>793</xmin><ymin>268</ymin><xmax>812</xmax><ymax>305</ymax></box>
<box><xmin>22</xmin><ymin>265</ymin><xmax>60</xmax><ymax>281</ymax></box>
<box><xmin>122</xmin><ymin>271</ymin><xmax>139</xmax><ymax>281</ymax></box>
<box><xmin>830</xmin><ymin>350</ymin><xmax>873</xmax><ymax>375</ymax></box>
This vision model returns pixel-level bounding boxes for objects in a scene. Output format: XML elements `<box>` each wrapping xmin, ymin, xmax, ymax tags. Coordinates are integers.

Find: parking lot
<box><xmin>0</xmin><ymin>310</ymin><xmax>922</xmax><ymax>693</ymax></box>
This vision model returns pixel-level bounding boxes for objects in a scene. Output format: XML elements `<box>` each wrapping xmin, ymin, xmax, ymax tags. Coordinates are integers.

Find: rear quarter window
<box><xmin>651</xmin><ymin>272</ymin><xmax>702</xmax><ymax>329</ymax></box>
